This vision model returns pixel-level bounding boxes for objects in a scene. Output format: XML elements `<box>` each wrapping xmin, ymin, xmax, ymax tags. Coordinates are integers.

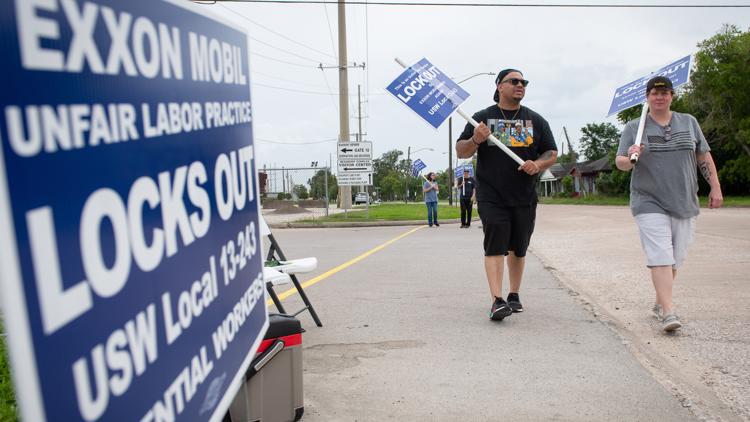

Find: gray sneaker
<box><xmin>661</xmin><ymin>313</ymin><xmax>682</xmax><ymax>332</ymax></box>
<box><xmin>652</xmin><ymin>303</ymin><xmax>663</xmax><ymax>321</ymax></box>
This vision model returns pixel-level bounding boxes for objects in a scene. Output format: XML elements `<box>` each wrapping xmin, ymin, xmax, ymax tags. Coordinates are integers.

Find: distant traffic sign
<box><xmin>337</xmin><ymin>141</ymin><xmax>373</xmax><ymax>186</ymax></box>
<box><xmin>386</xmin><ymin>58</ymin><xmax>470</xmax><ymax>129</ymax></box>
<box><xmin>607</xmin><ymin>55</ymin><xmax>692</xmax><ymax>116</ymax></box>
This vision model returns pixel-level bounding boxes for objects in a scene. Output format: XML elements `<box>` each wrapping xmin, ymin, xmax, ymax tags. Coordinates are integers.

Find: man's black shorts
<box><xmin>478</xmin><ymin>202</ymin><xmax>537</xmax><ymax>257</ymax></box>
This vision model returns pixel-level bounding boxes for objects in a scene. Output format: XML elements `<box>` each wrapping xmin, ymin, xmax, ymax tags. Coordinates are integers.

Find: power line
<box><xmin>252</xmin><ymin>51</ymin><xmax>319</xmax><ymax>67</ymax></box>
<box><xmin>215</xmin><ymin>1</ymin><xmax>750</xmax><ymax>7</ymax></box>
<box><xmin>218</xmin><ymin>4</ymin><xmax>338</xmax><ymax>59</ymax></box>
<box><xmin>252</xmin><ymin>70</ymin><xmax>331</xmax><ymax>88</ymax></box>
<box><xmin>322</xmin><ymin>4</ymin><xmax>338</xmax><ymax>58</ymax></box>
<box><xmin>320</xmin><ymin>66</ymin><xmax>340</xmax><ymax>111</ymax></box>
<box><xmin>256</xmin><ymin>137</ymin><xmax>339</xmax><ymax>144</ymax></box>
<box><xmin>254</xmin><ymin>82</ymin><xmax>337</xmax><ymax>94</ymax></box>
<box><xmin>249</xmin><ymin>36</ymin><xmax>337</xmax><ymax>65</ymax></box>
<box><xmin>320</xmin><ymin>5</ymin><xmax>340</xmax><ymax>112</ymax></box>
<box><xmin>254</xmin><ymin>82</ymin><xmax>364</xmax><ymax>95</ymax></box>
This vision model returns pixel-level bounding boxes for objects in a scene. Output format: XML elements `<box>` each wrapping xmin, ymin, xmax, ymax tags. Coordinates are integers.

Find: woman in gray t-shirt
<box><xmin>423</xmin><ymin>172</ymin><xmax>439</xmax><ymax>227</ymax></box>
<box><xmin>615</xmin><ymin>76</ymin><xmax>723</xmax><ymax>333</ymax></box>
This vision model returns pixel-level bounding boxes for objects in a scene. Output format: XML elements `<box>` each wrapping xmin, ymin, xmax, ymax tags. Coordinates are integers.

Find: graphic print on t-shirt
<box><xmin>647</xmin><ymin>130</ymin><xmax>696</xmax><ymax>153</ymax></box>
<box><xmin>488</xmin><ymin>119</ymin><xmax>534</xmax><ymax>147</ymax></box>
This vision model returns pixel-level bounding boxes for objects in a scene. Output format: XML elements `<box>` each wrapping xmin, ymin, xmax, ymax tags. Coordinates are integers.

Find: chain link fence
<box><xmin>259</xmin><ymin>166</ymin><xmax>338</xmax><ymax>224</ymax></box>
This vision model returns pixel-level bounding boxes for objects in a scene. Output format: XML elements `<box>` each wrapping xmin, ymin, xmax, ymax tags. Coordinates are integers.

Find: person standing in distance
<box><xmin>456</xmin><ymin>69</ymin><xmax>558</xmax><ymax>321</ymax></box>
<box><xmin>423</xmin><ymin>172</ymin><xmax>440</xmax><ymax>227</ymax></box>
<box><xmin>457</xmin><ymin>168</ymin><xmax>476</xmax><ymax>228</ymax></box>
<box><xmin>616</xmin><ymin>76</ymin><xmax>723</xmax><ymax>333</ymax></box>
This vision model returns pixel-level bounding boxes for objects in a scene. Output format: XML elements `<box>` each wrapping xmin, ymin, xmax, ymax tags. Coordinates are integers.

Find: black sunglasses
<box><xmin>501</xmin><ymin>78</ymin><xmax>529</xmax><ymax>87</ymax></box>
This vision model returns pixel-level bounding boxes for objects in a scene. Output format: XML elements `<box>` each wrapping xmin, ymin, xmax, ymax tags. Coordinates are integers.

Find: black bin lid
<box><xmin>265</xmin><ymin>313</ymin><xmax>302</xmax><ymax>339</ymax></box>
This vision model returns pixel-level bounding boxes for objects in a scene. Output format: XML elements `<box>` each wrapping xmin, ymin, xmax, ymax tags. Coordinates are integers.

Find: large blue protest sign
<box><xmin>387</xmin><ymin>58</ymin><xmax>470</xmax><ymax>129</ymax></box>
<box><xmin>607</xmin><ymin>55</ymin><xmax>692</xmax><ymax>116</ymax></box>
<box><xmin>0</xmin><ymin>1</ymin><xmax>267</xmax><ymax>421</ymax></box>
<box><xmin>412</xmin><ymin>159</ymin><xmax>427</xmax><ymax>177</ymax></box>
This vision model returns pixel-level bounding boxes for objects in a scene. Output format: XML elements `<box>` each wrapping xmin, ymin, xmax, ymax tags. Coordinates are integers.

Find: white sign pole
<box><xmin>394</xmin><ymin>58</ymin><xmax>525</xmax><ymax>167</ymax></box>
<box><xmin>630</xmin><ymin>102</ymin><xmax>650</xmax><ymax>163</ymax></box>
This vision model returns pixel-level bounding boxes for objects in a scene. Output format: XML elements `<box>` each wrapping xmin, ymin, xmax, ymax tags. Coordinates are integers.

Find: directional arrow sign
<box><xmin>337</xmin><ymin>172</ymin><xmax>372</xmax><ymax>186</ymax></box>
<box><xmin>338</xmin><ymin>141</ymin><xmax>373</xmax><ymax>174</ymax></box>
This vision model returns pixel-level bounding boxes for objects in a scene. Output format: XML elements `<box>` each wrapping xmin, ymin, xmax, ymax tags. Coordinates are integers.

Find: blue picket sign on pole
<box><xmin>386</xmin><ymin>58</ymin><xmax>470</xmax><ymax>129</ymax></box>
<box><xmin>455</xmin><ymin>164</ymin><xmax>474</xmax><ymax>178</ymax></box>
<box><xmin>389</xmin><ymin>58</ymin><xmax>525</xmax><ymax>166</ymax></box>
<box><xmin>607</xmin><ymin>55</ymin><xmax>692</xmax><ymax>116</ymax></box>
<box><xmin>0</xmin><ymin>1</ymin><xmax>268</xmax><ymax>421</ymax></box>
<box><xmin>412</xmin><ymin>159</ymin><xmax>427</xmax><ymax>177</ymax></box>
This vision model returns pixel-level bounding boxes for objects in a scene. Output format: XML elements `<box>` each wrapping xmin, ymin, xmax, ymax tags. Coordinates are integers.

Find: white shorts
<box><xmin>634</xmin><ymin>213</ymin><xmax>696</xmax><ymax>269</ymax></box>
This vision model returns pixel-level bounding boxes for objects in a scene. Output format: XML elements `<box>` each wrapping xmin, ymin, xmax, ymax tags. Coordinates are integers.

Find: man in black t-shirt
<box><xmin>457</xmin><ymin>168</ymin><xmax>476</xmax><ymax>228</ymax></box>
<box><xmin>456</xmin><ymin>68</ymin><xmax>558</xmax><ymax>321</ymax></box>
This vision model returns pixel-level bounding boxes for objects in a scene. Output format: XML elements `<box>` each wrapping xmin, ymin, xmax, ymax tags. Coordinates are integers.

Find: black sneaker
<box><xmin>489</xmin><ymin>297</ymin><xmax>513</xmax><ymax>321</ymax></box>
<box><xmin>435</xmin><ymin>222</ymin><xmax>440</xmax><ymax>227</ymax></box>
<box><xmin>507</xmin><ymin>293</ymin><xmax>523</xmax><ymax>313</ymax></box>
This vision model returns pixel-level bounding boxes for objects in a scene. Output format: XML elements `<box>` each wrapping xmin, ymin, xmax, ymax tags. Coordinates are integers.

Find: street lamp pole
<box><xmin>448</xmin><ymin>72</ymin><xmax>494</xmax><ymax>206</ymax></box>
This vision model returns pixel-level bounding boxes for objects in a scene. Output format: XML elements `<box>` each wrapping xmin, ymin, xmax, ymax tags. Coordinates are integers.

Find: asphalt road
<box><xmin>269</xmin><ymin>221</ymin><xmax>703</xmax><ymax>421</ymax></box>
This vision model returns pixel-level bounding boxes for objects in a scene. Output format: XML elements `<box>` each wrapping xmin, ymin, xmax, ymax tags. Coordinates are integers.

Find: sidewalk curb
<box><xmin>270</xmin><ymin>218</ymin><xmax>463</xmax><ymax>229</ymax></box>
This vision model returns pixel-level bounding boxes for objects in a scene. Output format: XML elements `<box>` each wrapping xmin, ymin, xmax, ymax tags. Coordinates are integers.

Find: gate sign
<box><xmin>386</xmin><ymin>58</ymin><xmax>470</xmax><ymax>129</ymax></box>
<box><xmin>607</xmin><ymin>55</ymin><xmax>692</xmax><ymax>116</ymax></box>
<box><xmin>0</xmin><ymin>1</ymin><xmax>268</xmax><ymax>422</ymax></box>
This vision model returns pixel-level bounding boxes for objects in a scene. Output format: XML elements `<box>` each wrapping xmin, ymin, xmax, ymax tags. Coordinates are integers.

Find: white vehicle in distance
<box><xmin>354</xmin><ymin>192</ymin><xmax>370</xmax><ymax>205</ymax></box>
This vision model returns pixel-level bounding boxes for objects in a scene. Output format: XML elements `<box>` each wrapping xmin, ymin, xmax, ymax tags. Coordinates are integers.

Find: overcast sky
<box><xmin>205</xmin><ymin>0</ymin><xmax>750</xmax><ymax>174</ymax></box>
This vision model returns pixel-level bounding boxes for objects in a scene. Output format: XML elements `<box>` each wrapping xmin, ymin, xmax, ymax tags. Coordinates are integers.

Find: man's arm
<box><xmin>535</xmin><ymin>150</ymin><xmax>558</xmax><ymax>171</ymax></box>
<box><xmin>697</xmin><ymin>151</ymin><xmax>723</xmax><ymax>208</ymax></box>
<box><xmin>456</xmin><ymin>122</ymin><xmax>490</xmax><ymax>159</ymax></box>
<box><xmin>518</xmin><ymin>149</ymin><xmax>558</xmax><ymax>175</ymax></box>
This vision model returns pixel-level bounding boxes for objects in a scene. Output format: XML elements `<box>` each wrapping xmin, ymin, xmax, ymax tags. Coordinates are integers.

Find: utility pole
<box><xmin>357</xmin><ymin>84</ymin><xmax>364</xmax><ymax>195</ymax></box>
<box><xmin>337</xmin><ymin>0</ymin><xmax>352</xmax><ymax>210</ymax></box>
<box><xmin>563</xmin><ymin>126</ymin><xmax>575</xmax><ymax>162</ymax></box>
<box><xmin>448</xmin><ymin>117</ymin><xmax>453</xmax><ymax>206</ymax></box>
<box><xmin>357</xmin><ymin>84</ymin><xmax>363</xmax><ymax>143</ymax></box>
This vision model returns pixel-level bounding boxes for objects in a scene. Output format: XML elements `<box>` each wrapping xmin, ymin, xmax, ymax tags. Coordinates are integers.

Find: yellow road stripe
<box><xmin>266</xmin><ymin>225</ymin><xmax>426</xmax><ymax>306</ymax></box>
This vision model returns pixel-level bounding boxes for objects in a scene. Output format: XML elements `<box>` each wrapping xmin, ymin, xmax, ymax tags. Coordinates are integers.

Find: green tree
<box><xmin>578</xmin><ymin>122</ymin><xmax>620</xmax><ymax>160</ymax></box>
<box><xmin>373</xmin><ymin>149</ymin><xmax>403</xmax><ymax>188</ymax></box>
<box><xmin>596</xmin><ymin>150</ymin><xmax>631</xmax><ymax>195</ymax></box>
<box><xmin>558</xmin><ymin>147</ymin><xmax>579</xmax><ymax>164</ymax></box>
<box><xmin>379</xmin><ymin>171</ymin><xmax>403</xmax><ymax>201</ymax></box>
<box><xmin>292</xmin><ymin>184</ymin><xmax>309</xmax><ymax>200</ymax></box>
<box><xmin>561</xmin><ymin>175</ymin><xmax>574</xmax><ymax>193</ymax></box>
<box><xmin>687</xmin><ymin>24</ymin><xmax>750</xmax><ymax>194</ymax></box>
<box><xmin>435</xmin><ymin>170</ymin><xmax>451</xmax><ymax>200</ymax></box>
<box><xmin>307</xmin><ymin>169</ymin><xmax>338</xmax><ymax>201</ymax></box>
